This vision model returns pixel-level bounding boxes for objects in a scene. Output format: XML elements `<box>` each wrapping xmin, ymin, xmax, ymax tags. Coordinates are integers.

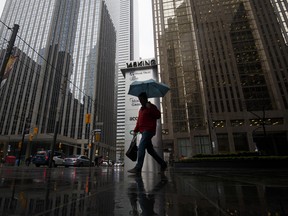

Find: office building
<box><xmin>0</xmin><ymin>0</ymin><xmax>117</xmax><ymax>160</ymax></box>
<box><xmin>115</xmin><ymin>0</ymin><xmax>137</xmax><ymax>161</ymax></box>
<box><xmin>152</xmin><ymin>0</ymin><xmax>288</xmax><ymax>159</ymax></box>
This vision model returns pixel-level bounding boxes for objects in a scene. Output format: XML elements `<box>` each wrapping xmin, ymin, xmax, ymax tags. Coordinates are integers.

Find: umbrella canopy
<box><xmin>128</xmin><ymin>79</ymin><xmax>170</xmax><ymax>98</ymax></box>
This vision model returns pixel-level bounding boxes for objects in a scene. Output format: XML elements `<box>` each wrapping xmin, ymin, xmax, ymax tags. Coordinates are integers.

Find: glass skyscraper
<box><xmin>115</xmin><ymin>0</ymin><xmax>136</xmax><ymax>161</ymax></box>
<box><xmin>152</xmin><ymin>0</ymin><xmax>288</xmax><ymax>158</ymax></box>
<box><xmin>0</xmin><ymin>0</ymin><xmax>117</xmax><ymax>160</ymax></box>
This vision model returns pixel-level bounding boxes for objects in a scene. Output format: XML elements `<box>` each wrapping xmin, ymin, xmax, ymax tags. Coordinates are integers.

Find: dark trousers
<box><xmin>135</xmin><ymin>131</ymin><xmax>165</xmax><ymax>170</ymax></box>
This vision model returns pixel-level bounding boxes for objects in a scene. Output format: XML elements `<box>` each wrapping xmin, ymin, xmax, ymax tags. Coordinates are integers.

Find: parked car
<box><xmin>3</xmin><ymin>155</ymin><xmax>16</xmax><ymax>165</ymax></box>
<box><xmin>63</xmin><ymin>155</ymin><xmax>93</xmax><ymax>167</ymax></box>
<box><xmin>32</xmin><ymin>150</ymin><xmax>65</xmax><ymax>167</ymax></box>
<box><xmin>114</xmin><ymin>161</ymin><xmax>124</xmax><ymax>167</ymax></box>
<box><xmin>101</xmin><ymin>160</ymin><xmax>113</xmax><ymax>167</ymax></box>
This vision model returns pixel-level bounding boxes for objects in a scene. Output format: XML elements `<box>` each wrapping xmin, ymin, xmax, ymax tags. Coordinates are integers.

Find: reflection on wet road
<box><xmin>0</xmin><ymin>165</ymin><xmax>288</xmax><ymax>215</ymax></box>
<box><xmin>127</xmin><ymin>174</ymin><xmax>168</xmax><ymax>216</ymax></box>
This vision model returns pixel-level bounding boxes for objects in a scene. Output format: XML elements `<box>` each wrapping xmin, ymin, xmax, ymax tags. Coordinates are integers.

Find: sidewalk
<box><xmin>0</xmin><ymin>166</ymin><xmax>287</xmax><ymax>215</ymax></box>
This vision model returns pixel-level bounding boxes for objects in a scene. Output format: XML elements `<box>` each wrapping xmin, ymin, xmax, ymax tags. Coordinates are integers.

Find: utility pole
<box><xmin>0</xmin><ymin>24</ymin><xmax>19</xmax><ymax>84</ymax></box>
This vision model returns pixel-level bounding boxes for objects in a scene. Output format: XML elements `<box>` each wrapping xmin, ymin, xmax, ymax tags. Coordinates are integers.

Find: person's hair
<box><xmin>138</xmin><ymin>92</ymin><xmax>147</xmax><ymax>99</ymax></box>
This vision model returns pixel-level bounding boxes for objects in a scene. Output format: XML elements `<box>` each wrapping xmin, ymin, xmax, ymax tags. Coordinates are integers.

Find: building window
<box><xmin>230</xmin><ymin>119</ymin><xmax>245</xmax><ymax>127</ymax></box>
<box><xmin>249</xmin><ymin>118</ymin><xmax>284</xmax><ymax>126</ymax></box>
<box><xmin>213</xmin><ymin>120</ymin><xmax>226</xmax><ymax>128</ymax></box>
<box><xmin>233</xmin><ymin>133</ymin><xmax>249</xmax><ymax>152</ymax></box>
<box><xmin>178</xmin><ymin>138</ymin><xmax>192</xmax><ymax>158</ymax></box>
<box><xmin>195</xmin><ymin>136</ymin><xmax>211</xmax><ymax>154</ymax></box>
<box><xmin>217</xmin><ymin>133</ymin><xmax>229</xmax><ymax>153</ymax></box>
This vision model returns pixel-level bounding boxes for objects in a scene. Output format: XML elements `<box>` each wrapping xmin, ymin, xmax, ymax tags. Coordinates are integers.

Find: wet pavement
<box><xmin>0</xmin><ymin>164</ymin><xmax>288</xmax><ymax>216</ymax></box>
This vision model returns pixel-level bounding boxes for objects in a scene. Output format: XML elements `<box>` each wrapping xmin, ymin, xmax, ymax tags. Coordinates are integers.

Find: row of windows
<box><xmin>213</xmin><ymin>118</ymin><xmax>284</xmax><ymax>128</ymax></box>
<box><xmin>168</xmin><ymin>114</ymin><xmax>284</xmax><ymax>132</ymax></box>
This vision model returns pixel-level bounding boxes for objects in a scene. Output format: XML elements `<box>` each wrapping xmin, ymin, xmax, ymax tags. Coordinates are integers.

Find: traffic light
<box><xmin>85</xmin><ymin>113</ymin><xmax>91</xmax><ymax>124</ymax></box>
<box><xmin>29</xmin><ymin>134</ymin><xmax>33</xmax><ymax>141</ymax></box>
<box><xmin>95</xmin><ymin>133</ymin><xmax>100</xmax><ymax>142</ymax></box>
<box><xmin>94</xmin><ymin>129</ymin><xmax>101</xmax><ymax>142</ymax></box>
<box><xmin>18</xmin><ymin>141</ymin><xmax>22</xmax><ymax>149</ymax></box>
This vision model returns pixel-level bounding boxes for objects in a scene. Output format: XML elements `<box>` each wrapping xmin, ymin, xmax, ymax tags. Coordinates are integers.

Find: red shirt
<box><xmin>134</xmin><ymin>102</ymin><xmax>161</xmax><ymax>134</ymax></box>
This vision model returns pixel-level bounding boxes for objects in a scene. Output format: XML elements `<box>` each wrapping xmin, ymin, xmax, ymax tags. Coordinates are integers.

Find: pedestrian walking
<box><xmin>128</xmin><ymin>92</ymin><xmax>167</xmax><ymax>174</ymax></box>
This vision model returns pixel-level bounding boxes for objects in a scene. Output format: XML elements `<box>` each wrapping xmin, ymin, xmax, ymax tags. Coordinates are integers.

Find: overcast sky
<box><xmin>137</xmin><ymin>0</ymin><xmax>155</xmax><ymax>59</ymax></box>
<box><xmin>0</xmin><ymin>0</ymin><xmax>154</xmax><ymax>58</ymax></box>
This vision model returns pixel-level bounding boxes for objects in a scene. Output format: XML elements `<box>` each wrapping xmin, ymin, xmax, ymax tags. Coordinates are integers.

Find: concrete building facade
<box><xmin>152</xmin><ymin>0</ymin><xmax>288</xmax><ymax>159</ymax></box>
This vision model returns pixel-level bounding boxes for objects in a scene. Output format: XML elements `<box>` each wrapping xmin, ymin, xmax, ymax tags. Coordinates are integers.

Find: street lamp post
<box><xmin>49</xmin><ymin>70</ymin><xmax>69</xmax><ymax>168</ymax></box>
<box><xmin>89</xmin><ymin>128</ymin><xmax>101</xmax><ymax>167</ymax></box>
<box><xmin>17</xmin><ymin>117</ymin><xmax>29</xmax><ymax>166</ymax></box>
<box><xmin>88</xmin><ymin>128</ymin><xmax>94</xmax><ymax>167</ymax></box>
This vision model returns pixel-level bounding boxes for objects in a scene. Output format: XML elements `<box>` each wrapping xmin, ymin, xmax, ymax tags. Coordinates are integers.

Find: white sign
<box><xmin>125</xmin><ymin>68</ymin><xmax>157</xmax><ymax>140</ymax></box>
<box><xmin>126</xmin><ymin>59</ymin><xmax>156</xmax><ymax>69</ymax></box>
<box><xmin>123</xmin><ymin>63</ymin><xmax>162</xmax><ymax>172</ymax></box>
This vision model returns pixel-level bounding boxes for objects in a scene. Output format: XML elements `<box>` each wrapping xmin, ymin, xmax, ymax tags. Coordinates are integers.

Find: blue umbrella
<box><xmin>128</xmin><ymin>79</ymin><xmax>170</xmax><ymax>98</ymax></box>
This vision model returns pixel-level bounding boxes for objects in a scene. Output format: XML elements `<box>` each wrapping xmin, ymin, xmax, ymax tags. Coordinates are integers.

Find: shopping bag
<box><xmin>126</xmin><ymin>136</ymin><xmax>138</xmax><ymax>161</ymax></box>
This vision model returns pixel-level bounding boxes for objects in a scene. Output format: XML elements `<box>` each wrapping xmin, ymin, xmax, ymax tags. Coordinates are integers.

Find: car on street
<box><xmin>63</xmin><ymin>155</ymin><xmax>93</xmax><ymax>167</ymax></box>
<box><xmin>32</xmin><ymin>150</ymin><xmax>65</xmax><ymax>167</ymax></box>
<box><xmin>3</xmin><ymin>155</ymin><xmax>16</xmax><ymax>165</ymax></box>
<box><xmin>114</xmin><ymin>161</ymin><xmax>124</xmax><ymax>167</ymax></box>
<box><xmin>101</xmin><ymin>160</ymin><xmax>113</xmax><ymax>167</ymax></box>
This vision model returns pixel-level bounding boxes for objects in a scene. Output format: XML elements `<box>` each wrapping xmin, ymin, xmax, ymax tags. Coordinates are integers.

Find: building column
<box><xmin>121</xmin><ymin>59</ymin><xmax>163</xmax><ymax>173</ymax></box>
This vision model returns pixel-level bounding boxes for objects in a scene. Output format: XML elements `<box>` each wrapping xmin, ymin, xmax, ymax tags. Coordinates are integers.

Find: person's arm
<box><xmin>147</xmin><ymin>103</ymin><xmax>161</xmax><ymax>119</ymax></box>
<box><xmin>134</xmin><ymin>110</ymin><xmax>140</xmax><ymax>134</ymax></box>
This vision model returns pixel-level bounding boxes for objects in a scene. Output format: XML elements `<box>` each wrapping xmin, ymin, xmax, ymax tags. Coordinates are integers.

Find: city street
<box><xmin>0</xmin><ymin>165</ymin><xmax>288</xmax><ymax>215</ymax></box>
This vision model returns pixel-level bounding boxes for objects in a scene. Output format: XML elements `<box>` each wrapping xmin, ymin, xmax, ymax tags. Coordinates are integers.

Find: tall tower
<box><xmin>152</xmin><ymin>0</ymin><xmax>288</xmax><ymax>158</ymax></box>
<box><xmin>0</xmin><ymin>0</ymin><xmax>117</xmax><ymax>159</ymax></box>
<box><xmin>116</xmin><ymin>0</ymin><xmax>136</xmax><ymax>161</ymax></box>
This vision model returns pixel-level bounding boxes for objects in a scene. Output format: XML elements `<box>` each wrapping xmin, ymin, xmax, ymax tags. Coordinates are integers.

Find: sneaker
<box><xmin>160</xmin><ymin>163</ymin><xmax>167</xmax><ymax>172</ymax></box>
<box><xmin>128</xmin><ymin>167</ymin><xmax>141</xmax><ymax>174</ymax></box>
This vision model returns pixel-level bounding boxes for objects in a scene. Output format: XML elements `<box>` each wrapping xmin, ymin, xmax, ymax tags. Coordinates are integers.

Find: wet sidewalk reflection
<box><xmin>127</xmin><ymin>174</ymin><xmax>168</xmax><ymax>215</ymax></box>
<box><xmin>0</xmin><ymin>166</ymin><xmax>288</xmax><ymax>215</ymax></box>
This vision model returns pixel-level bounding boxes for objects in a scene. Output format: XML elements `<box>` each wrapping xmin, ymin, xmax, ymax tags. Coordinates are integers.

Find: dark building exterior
<box><xmin>0</xmin><ymin>0</ymin><xmax>116</xmax><ymax>161</ymax></box>
<box><xmin>152</xmin><ymin>0</ymin><xmax>288</xmax><ymax>159</ymax></box>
